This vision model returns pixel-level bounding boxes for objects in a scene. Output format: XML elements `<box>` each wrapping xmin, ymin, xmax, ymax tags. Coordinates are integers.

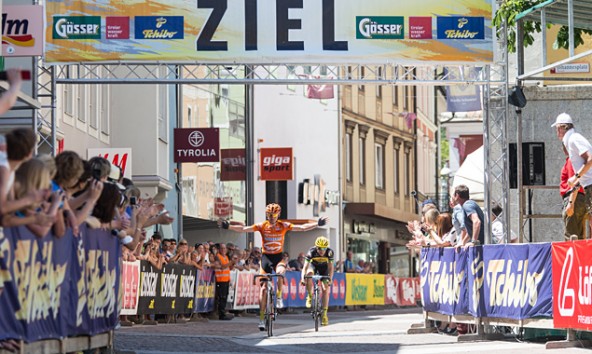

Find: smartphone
<box><xmin>130</xmin><ymin>196</ymin><xmax>137</xmax><ymax>206</ymax></box>
<box><xmin>92</xmin><ymin>167</ymin><xmax>102</xmax><ymax>180</ymax></box>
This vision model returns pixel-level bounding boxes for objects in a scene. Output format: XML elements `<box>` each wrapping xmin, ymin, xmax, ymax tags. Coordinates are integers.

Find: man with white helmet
<box><xmin>301</xmin><ymin>236</ymin><xmax>335</xmax><ymax>326</ymax></box>
<box><xmin>553</xmin><ymin>113</ymin><xmax>592</xmax><ymax>237</ymax></box>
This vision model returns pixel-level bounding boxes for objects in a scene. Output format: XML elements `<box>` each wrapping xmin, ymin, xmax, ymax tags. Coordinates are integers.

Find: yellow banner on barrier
<box><xmin>345</xmin><ymin>273</ymin><xmax>385</xmax><ymax>306</ymax></box>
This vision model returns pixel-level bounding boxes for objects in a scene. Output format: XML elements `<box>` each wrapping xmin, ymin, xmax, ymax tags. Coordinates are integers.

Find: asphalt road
<box><xmin>114</xmin><ymin>308</ymin><xmax>591</xmax><ymax>354</ymax></box>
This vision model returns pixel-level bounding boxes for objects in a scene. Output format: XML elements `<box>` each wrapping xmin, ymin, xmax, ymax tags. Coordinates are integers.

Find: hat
<box><xmin>551</xmin><ymin>113</ymin><xmax>573</xmax><ymax>127</ymax></box>
<box><xmin>421</xmin><ymin>198</ymin><xmax>436</xmax><ymax>207</ymax></box>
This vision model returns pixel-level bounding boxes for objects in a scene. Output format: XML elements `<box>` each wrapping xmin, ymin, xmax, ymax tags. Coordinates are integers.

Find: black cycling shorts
<box><xmin>261</xmin><ymin>253</ymin><xmax>284</xmax><ymax>274</ymax></box>
<box><xmin>307</xmin><ymin>263</ymin><xmax>329</xmax><ymax>276</ymax></box>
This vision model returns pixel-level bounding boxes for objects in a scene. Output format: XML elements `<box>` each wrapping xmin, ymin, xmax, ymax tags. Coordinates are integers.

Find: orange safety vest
<box><xmin>215</xmin><ymin>254</ymin><xmax>231</xmax><ymax>283</ymax></box>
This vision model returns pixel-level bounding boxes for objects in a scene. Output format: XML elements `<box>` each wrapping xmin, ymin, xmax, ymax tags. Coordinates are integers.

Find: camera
<box><xmin>92</xmin><ymin>167</ymin><xmax>102</xmax><ymax>181</ymax></box>
<box><xmin>130</xmin><ymin>196</ymin><xmax>137</xmax><ymax>206</ymax></box>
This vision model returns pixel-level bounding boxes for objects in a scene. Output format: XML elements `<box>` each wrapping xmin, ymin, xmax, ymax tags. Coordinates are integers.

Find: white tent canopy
<box><xmin>452</xmin><ymin>145</ymin><xmax>484</xmax><ymax>203</ymax></box>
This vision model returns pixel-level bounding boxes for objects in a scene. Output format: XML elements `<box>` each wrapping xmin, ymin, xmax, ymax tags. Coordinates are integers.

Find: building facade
<box><xmin>341</xmin><ymin>66</ymin><xmax>429</xmax><ymax>276</ymax></box>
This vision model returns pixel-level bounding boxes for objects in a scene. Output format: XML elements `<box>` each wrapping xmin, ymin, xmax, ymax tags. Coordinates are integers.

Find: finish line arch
<box><xmin>34</xmin><ymin>0</ymin><xmax>511</xmax><ymax>244</ymax></box>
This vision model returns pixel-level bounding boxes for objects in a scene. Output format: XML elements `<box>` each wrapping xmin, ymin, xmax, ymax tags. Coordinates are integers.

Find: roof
<box><xmin>516</xmin><ymin>0</ymin><xmax>592</xmax><ymax>31</ymax></box>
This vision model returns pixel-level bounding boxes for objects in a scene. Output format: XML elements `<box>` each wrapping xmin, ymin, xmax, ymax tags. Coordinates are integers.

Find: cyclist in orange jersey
<box><xmin>220</xmin><ymin>203</ymin><xmax>328</xmax><ymax>331</ymax></box>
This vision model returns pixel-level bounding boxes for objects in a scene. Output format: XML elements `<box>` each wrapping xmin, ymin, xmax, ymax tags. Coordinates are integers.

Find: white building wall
<box><xmin>253</xmin><ymin>74</ymin><xmax>340</xmax><ymax>257</ymax></box>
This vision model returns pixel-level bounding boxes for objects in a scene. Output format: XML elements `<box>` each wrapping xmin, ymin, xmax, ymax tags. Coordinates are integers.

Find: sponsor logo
<box><xmin>53</xmin><ymin>16</ymin><xmax>101</xmax><ymax>39</ymax></box>
<box><xmin>106</xmin><ymin>17</ymin><xmax>129</xmax><ymax>39</ymax></box>
<box><xmin>135</xmin><ymin>16</ymin><xmax>184</xmax><ymax>39</ymax></box>
<box><xmin>2</xmin><ymin>12</ymin><xmax>33</xmax><ymax>51</ymax></box>
<box><xmin>437</xmin><ymin>16</ymin><xmax>484</xmax><ymax>40</ymax></box>
<box><xmin>409</xmin><ymin>17</ymin><xmax>432</xmax><ymax>39</ymax></box>
<box><xmin>356</xmin><ymin>16</ymin><xmax>404</xmax><ymax>39</ymax></box>
<box><xmin>262</xmin><ymin>155</ymin><xmax>291</xmax><ymax>172</ymax></box>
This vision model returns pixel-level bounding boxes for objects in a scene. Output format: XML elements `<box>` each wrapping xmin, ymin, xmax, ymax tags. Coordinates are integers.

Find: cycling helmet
<box><xmin>315</xmin><ymin>236</ymin><xmax>329</xmax><ymax>248</ymax></box>
<box><xmin>265</xmin><ymin>203</ymin><xmax>281</xmax><ymax>216</ymax></box>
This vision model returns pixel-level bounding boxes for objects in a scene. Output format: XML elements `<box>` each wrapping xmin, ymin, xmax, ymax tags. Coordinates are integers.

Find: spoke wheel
<box><xmin>314</xmin><ymin>289</ymin><xmax>320</xmax><ymax>332</ymax></box>
<box><xmin>267</xmin><ymin>290</ymin><xmax>274</xmax><ymax>337</ymax></box>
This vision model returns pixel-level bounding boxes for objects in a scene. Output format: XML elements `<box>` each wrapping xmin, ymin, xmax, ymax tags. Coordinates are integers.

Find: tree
<box><xmin>493</xmin><ymin>0</ymin><xmax>592</xmax><ymax>53</ymax></box>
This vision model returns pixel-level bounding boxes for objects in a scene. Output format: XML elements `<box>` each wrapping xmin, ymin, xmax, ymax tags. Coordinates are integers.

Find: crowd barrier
<box><xmin>0</xmin><ymin>223</ymin><xmax>423</xmax><ymax>352</ymax></box>
<box><xmin>122</xmin><ymin>264</ymin><xmax>422</xmax><ymax>315</ymax></box>
<box><xmin>418</xmin><ymin>240</ymin><xmax>592</xmax><ymax>348</ymax></box>
<box><xmin>0</xmin><ymin>225</ymin><xmax>120</xmax><ymax>352</ymax></box>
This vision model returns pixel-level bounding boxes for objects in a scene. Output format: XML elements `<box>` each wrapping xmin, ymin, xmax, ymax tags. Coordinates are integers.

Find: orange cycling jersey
<box><xmin>253</xmin><ymin>220</ymin><xmax>293</xmax><ymax>255</ymax></box>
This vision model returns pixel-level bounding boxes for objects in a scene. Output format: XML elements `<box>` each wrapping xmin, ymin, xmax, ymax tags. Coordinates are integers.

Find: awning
<box><xmin>0</xmin><ymin>82</ymin><xmax>42</xmax><ymax>110</ymax></box>
<box><xmin>516</xmin><ymin>0</ymin><xmax>592</xmax><ymax>31</ymax></box>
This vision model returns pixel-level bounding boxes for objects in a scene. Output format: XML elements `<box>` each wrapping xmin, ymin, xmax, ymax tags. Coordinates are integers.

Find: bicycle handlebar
<box><xmin>254</xmin><ymin>274</ymin><xmax>285</xmax><ymax>280</ymax></box>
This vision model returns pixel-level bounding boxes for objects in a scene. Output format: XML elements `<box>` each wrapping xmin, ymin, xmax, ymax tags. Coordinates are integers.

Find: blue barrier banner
<box><xmin>194</xmin><ymin>269</ymin><xmax>215</xmax><ymax>313</ymax></box>
<box><xmin>282</xmin><ymin>271</ymin><xmax>346</xmax><ymax>308</ymax></box>
<box><xmin>480</xmin><ymin>243</ymin><xmax>552</xmax><ymax>319</ymax></box>
<box><xmin>0</xmin><ymin>225</ymin><xmax>120</xmax><ymax>342</ymax></box>
<box><xmin>421</xmin><ymin>243</ymin><xmax>553</xmax><ymax>319</ymax></box>
<box><xmin>329</xmin><ymin>273</ymin><xmax>346</xmax><ymax>307</ymax></box>
<box><xmin>420</xmin><ymin>247</ymin><xmax>468</xmax><ymax>315</ymax></box>
<box><xmin>74</xmin><ymin>226</ymin><xmax>121</xmax><ymax>335</ymax></box>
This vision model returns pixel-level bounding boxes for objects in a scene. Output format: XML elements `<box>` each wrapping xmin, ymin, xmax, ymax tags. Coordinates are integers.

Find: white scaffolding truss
<box><xmin>33</xmin><ymin>10</ymin><xmax>511</xmax><ymax>242</ymax></box>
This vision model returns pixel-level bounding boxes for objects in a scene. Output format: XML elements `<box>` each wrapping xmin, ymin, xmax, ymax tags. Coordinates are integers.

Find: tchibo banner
<box><xmin>44</xmin><ymin>0</ymin><xmax>493</xmax><ymax>63</ymax></box>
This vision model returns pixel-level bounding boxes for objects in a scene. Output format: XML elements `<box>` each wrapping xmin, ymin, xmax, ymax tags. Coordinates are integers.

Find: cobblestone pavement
<box><xmin>114</xmin><ymin>309</ymin><xmax>592</xmax><ymax>354</ymax></box>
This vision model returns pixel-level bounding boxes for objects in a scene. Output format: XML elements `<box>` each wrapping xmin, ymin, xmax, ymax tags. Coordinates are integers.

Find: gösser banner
<box><xmin>44</xmin><ymin>0</ymin><xmax>493</xmax><ymax>63</ymax></box>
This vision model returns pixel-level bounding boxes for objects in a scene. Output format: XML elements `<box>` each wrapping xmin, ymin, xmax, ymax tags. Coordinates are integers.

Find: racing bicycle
<box><xmin>304</xmin><ymin>274</ymin><xmax>331</xmax><ymax>331</ymax></box>
<box><xmin>254</xmin><ymin>273</ymin><xmax>284</xmax><ymax>337</ymax></box>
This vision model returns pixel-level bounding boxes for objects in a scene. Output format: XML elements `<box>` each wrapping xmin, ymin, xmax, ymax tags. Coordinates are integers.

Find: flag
<box><xmin>399</xmin><ymin>112</ymin><xmax>417</xmax><ymax>130</ymax></box>
<box><xmin>306</xmin><ymin>83</ymin><xmax>334</xmax><ymax>99</ymax></box>
<box><xmin>444</xmin><ymin>67</ymin><xmax>482</xmax><ymax>112</ymax></box>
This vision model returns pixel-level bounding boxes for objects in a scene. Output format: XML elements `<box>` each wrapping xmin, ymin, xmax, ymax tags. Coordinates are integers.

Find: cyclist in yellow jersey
<box><xmin>301</xmin><ymin>236</ymin><xmax>334</xmax><ymax>326</ymax></box>
<box><xmin>220</xmin><ymin>203</ymin><xmax>329</xmax><ymax>331</ymax></box>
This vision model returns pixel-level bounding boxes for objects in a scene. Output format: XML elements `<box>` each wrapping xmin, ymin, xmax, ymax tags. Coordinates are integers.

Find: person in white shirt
<box><xmin>491</xmin><ymin>202</ymin><xmax>517</xmax><ymax>244</ymax></box>
<box><xmin>553</xmin><ymin>113</ymin><xmax>592</xmax><ymax>238</ymax></box>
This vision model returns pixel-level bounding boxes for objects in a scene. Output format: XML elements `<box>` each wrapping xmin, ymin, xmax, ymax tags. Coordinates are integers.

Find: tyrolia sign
<box><xmin>174</xmin><ymin>128</ymin><xmax>219</xmax><ymax>163</ymax></box>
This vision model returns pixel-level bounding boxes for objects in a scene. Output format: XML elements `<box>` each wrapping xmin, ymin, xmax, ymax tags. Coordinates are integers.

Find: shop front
<box><xmin>344</xmin><ymin>216</ymin><xmax>415</xmax><ymax>277</ymax></box>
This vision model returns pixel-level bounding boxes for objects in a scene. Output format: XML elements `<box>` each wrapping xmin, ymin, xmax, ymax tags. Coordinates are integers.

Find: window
<box><xmin>358</xmin><ymin>67</ymin><xmax>365</xmax><ymax>92</ymax></box>
<box><xmin>158</xmin><ymin>82</ymin><xmax>168</xmax><ymax>142</ymax></box>
<box><xmin>393</xmin><ymin>147</ymin><xmax>400</xmax><ymax>194</ymax></box>
<box><xmin>404</xmin><ymin>148</ymin><xmax>411</xmax><ymax>195</ymax></box>
<box><xmin>376</xmin><ymin>68</ymin><xmax>382</xmax><ymax>98</ymax></box>
<box><xmin>359</xmin><ymin>137</ymin><xmax>365</xmax><ymax>185</ymax></box>
<box><xmin>100</xmin><ymin>85</ymin><xmax>109</xmax><ymax>136</ymax></box>
<box><xmin>392</xmin><ymin>85</ymin><xmax>398</xmax><ymax>106</ymax></box>
<box><xmin>64</xmin><ymin>84</ymin><xmax>73</xmax><ymax>116</ymax></box>
<box><xmin>346</xmin><ymin>132</ymin><xmax>352</xmax><ymax>182</ymax></box>
<box><xmin>403</xmin><ymin>86</ymin><xmax>408</xmax><ymax>111</ymax></box>
<box><xmin>77</xmin><ymin>85</ymin><xmax>86</xmax><ymax>123</ymax></box>
<box><xmin>187</xmin><ymin>106</ymin><xmax>192</xmax><ymax>127</ymax></box>
<box><xmin>375</xmin><ymin>143</ymin><xmax>384</xmax><ymax>189</ymax></box>
<box><xmin>89</xmin><ymin>84</ymin><xmax>98</xmax><ymax>129</ymax></box>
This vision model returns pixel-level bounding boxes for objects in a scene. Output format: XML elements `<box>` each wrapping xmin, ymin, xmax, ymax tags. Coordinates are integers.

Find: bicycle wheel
<box><xmin>267</xmin><ymin>288</ymin><xmax>274</xmax><ymax>337</ymax></box>
<box><xmin>314</xmin><ymin>287</ymin><xmax>320</xmax><ymax>332</ymax></box>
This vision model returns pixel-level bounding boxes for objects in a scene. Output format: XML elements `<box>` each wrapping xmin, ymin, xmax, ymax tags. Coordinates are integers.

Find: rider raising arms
<box><xmin>221</xmin><ymin>203</ymin><xmax>329</xmax><ymax>331</ymax></box>
<box><xmin>301</xmin><ymin>236</ymin><xmax>334</xmax><ymax>326</ymax></box>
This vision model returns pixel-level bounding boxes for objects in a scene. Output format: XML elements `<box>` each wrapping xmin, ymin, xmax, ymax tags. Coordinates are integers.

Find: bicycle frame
<box><xmin>304</xmin><ymin>274</ymin><xmax>330</xmax><ymax>331</ymax></box>
<box><xmin>254</xmin><ymin>274</ymin><xmax>284</xmax><ymax>337</ymax></box>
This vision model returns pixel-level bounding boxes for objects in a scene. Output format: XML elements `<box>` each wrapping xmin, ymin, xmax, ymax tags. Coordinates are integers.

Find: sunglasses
<box><xmin>317</xmin><ymin>247</ymin><xmax>327</xmax><ymax>251</ymax></box>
